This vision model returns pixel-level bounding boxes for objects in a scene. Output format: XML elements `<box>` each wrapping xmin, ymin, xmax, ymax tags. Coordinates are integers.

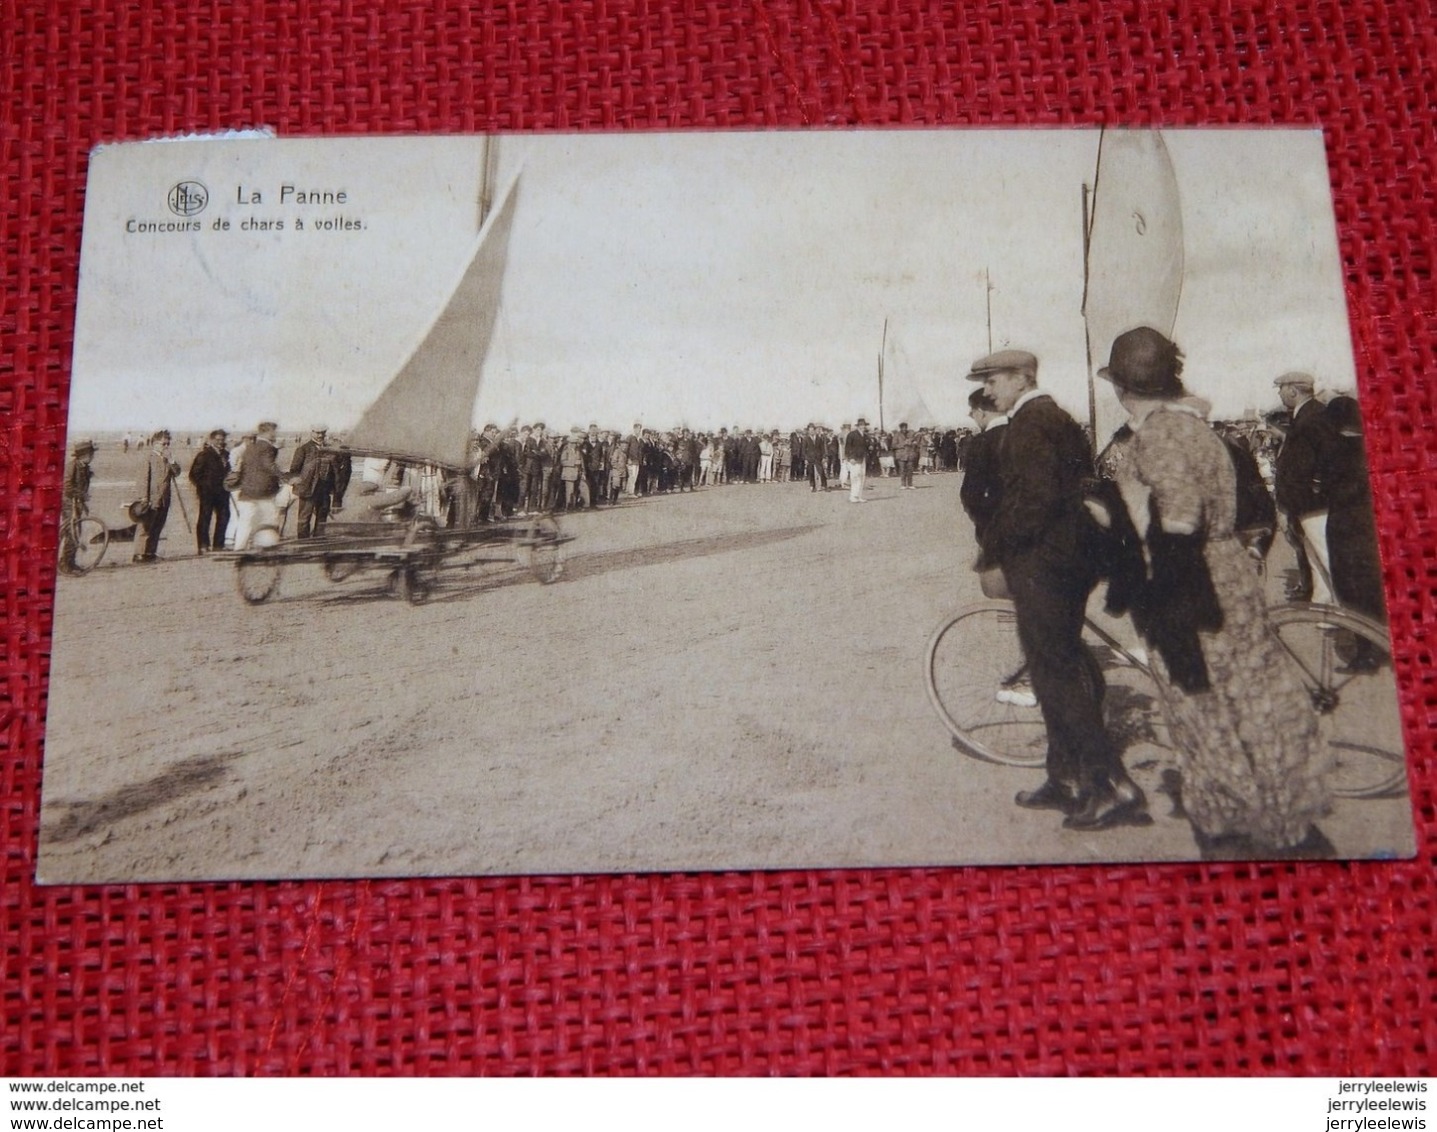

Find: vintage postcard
<box><xmin>41</xmin><ymin>129</ymin><xmax>1414</xmax><ymax>882</ymax></box>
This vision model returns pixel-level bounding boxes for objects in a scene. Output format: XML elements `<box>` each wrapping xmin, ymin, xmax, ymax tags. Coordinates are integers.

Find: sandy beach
<box><xmin>38</xmin><ymin>448</ymin><xmax>1415</xmax><ymax>882</ymax></box>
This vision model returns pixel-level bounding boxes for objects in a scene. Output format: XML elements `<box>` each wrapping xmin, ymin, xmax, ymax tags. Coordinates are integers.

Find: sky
<box><xmin>69</xmin><ymin>129</ymin><xmax>1358</xmax><ymax>439</ymax></box>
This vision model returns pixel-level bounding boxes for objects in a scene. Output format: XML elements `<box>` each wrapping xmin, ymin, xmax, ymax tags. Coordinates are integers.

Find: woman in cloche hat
<box><xmin>1097</xmin><ymin>327</ymin><xmax>1332</xmax><ymax>858</ymax></box>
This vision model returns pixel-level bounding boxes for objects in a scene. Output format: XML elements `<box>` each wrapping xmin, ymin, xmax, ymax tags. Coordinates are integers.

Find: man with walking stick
<box><xmin>129</xmin><ymin>430</ymin><xmax>182</xmax><ymax>563</ymax></box>
<box><xmin>188</xmin><ymin>429</ymin><xmax>230</xmax><ymax>554</ymax></box>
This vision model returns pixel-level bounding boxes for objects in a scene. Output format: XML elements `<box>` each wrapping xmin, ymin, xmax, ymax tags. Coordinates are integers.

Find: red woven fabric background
<box><xmin>4</xmin><ymin>0</ymin><xmax>1435</xmax><ymax>1076</ymax></box>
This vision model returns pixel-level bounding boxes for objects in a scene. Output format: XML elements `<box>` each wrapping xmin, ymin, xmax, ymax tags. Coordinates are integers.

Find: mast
<box><xmin>878</xmin><ymin>318</ymin><xmax>888</xmax><ymax>432</ymax></box>
<box><xmin>1081</xmin><ymin>128</ymin><xmax>1184</xmax><ymax>456</ymax></box>
<box><xmin>1081</xmin><ymin>180</ymin><xmax>1096</xmax><ymax>454</ymax></box>
<box><xmin>985</xmin><ymin>267</ymin><xmax>993</xmax><ymax>354</ymax></box>
<box><xmin>347</xmin><ymin>172</ymin><xmax>521</xmax><ymax>468</ymax></box>
<box><xmin>479</xmin><ymin>136</ymin><xmax>498</xmax><ymax>229</ymax></box>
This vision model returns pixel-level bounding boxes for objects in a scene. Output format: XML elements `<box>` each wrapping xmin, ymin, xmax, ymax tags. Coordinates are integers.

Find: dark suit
<box><xmin>517</xmin><ymin>436</ymin><xmax>544</xmax><ymax>513</ymax></box>
<box><xmin>290</xmin><ymin>439</ymin><xmax>339</xmax><ymax>538</ymax></box>
<box><xmin>980</xmin><ymin>394</ymin><xmax>1117</xmax><ymax>794</ymax></box>
<box><xmin>1324</xmin><ymin>430</ymin><xmax>1385</xmax><ymax>622</ymax></box>
<box><xmin>803</xmin><ymin>433</ymin><xmax>828</xmax><ymax>490</ymax></box>
<box><xmin>959</xmin><ymin>421</ymin><xmax>1004</xmax><ymax>547</ymax></box>
<box><xmin>1275</xmin><ymin>397</ymin><xmax>1337</xmax><ymax>518</ymax></box>
<box><xmin>1275</xmin><ymin>396</ymin><xmax>1338</xmax><ymax>600</ymax></box>
<box><xmin>741</xmin><ymin>436</ymin><xmax>760</xmax><ymax>483</ymax></box>
<box><xmin>188</xmin><ymin>444</ymin><xmax>231</xmax><ymax>552</ymax></box>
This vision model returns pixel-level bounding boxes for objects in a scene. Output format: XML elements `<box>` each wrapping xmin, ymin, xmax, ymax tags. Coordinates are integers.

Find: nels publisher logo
<box><xmin>166</xmin><ymin>180</ymin><xmax>208</xmax><ymax>217</ymax></box>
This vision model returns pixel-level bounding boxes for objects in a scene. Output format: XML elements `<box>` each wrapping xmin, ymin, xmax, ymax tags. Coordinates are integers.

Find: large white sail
<box><xmin>1083</xmin><ymin>130</ymin><xmax>1184</xmax><ymax>450</ymax></box>
<box><xmin>879</xmin><ymin>321</ymin><xmax>935</xmax><ymax>427</ymax></box>
<box><xmin>348</xmin><ymin>174</ymin><xmax>520</xmax><ymax>468</ymax></box>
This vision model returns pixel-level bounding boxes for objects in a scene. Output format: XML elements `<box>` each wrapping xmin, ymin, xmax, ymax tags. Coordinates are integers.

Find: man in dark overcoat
<box><xmin>970</xmin><ymin>349</ymin><xmax>1148</xmax><ymax>831</ymax></box>
<box><xmin>959</xmin><ymin>388</ymin><xmax>1005</xmax><ymax>547</ymax></box>
<box><xmin>803</xmin><ymin>424</ymin><xmax>828</xmax><ymax>492</ymax></box>
<box><xmin>289</xmin><ymin>425</ymin><xmax>341</xmax><ymax>538</ymax></box>
<box><xmin>1273</xmin><ymin>372</ymin><xmax>1338</xmax><ymax>602</ymax></box>
<box><xmin>188</xmin><ymin>428</ymin><xmax>231</xmax><ymax>553</ymax></box>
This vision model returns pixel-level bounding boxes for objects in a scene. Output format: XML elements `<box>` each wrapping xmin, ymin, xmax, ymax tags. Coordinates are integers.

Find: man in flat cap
<box><xmin>290</xmin><ymin>424</ymin><xmax>340</xmax><ymax>538</ymax></box>
<box><xmin>892</xmin><ymin>421</ymin><xmax>920</xmax><ymax>490</ymax></box>
<box><xmin>231</xmin><ymin>421</ymin><xmax>284</xmax><ymax>550</ymax></box>
<box><xmin>188</xmin><ymin>428</ymin><xmax>231</xmax><ymax>554</ymax></box>
<box><xmin>62</xmin><ymin>439</ymin><xmax>96</xmax><ymax>524</ymax></box>
<box><xmin>59</xmin><ymin>439</ymin><xmax>97</xmax><ymax>574</ymax></box>
<box><xmin>131</xmin><ymin>430</ymin><xmax>180</xmax><ymax>563</ymax></box>
<box><xmin>968</xmin><ymin>348</ymin><xmax>1148</xmax><ymax>831</ymax></box>
<box><xmin>1272</xmin><ymin>372</ymin><xmax>1337</xmax><ymax>603</ymax></box>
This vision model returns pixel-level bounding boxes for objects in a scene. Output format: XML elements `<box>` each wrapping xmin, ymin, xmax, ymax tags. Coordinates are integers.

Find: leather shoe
<box><xmin>1015</xmin><ymin>779</ymin><xmax>1079</xmax><ymax>813</ymax></box>
<box><xmin>1063</xmin><ymin>779</ymin><xmax>1152</xmax><ymax>831</ymax></box>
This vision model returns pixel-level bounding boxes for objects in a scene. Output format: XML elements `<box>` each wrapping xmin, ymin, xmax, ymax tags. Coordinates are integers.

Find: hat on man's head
<box><xmin>1327</xmin><ymin>394</ymin><xmax>1362</xmax><ymax>433</ymax></box>
<box><xmin>72</xmin><ymin>438</ymin><xmax>96</xmax><ymax>456</ymax></box>
<box><xmin>208</xmin><ymin>428</ymin><xmax>227</xmax><ymax>441</ymax></box>
<box><xmin>967</xmin><ymin>349</ymin><xmax>1038</xmax><ymax>381</ymax></box>
<box><xmin>968</xmin><ymin>387</ymin><xmax>998</xmax><ymax>412</ymax></box>
<box><xmin>1098</xmin><ymin>327</ymin><xmax>1186</xmax><ymax>398</ymax></box>
<box><xmin>855</xmin><ymin>418</ymin><xmax>868</xmax><ymax>426</ymax></box>
<box><xmin>311</xmin><ymin>424</ymin><xmax>328</xmax><ymax>434</ymax></box>
<box><xmin>1274</xmin><ymin>371</ymin><xmax>1316</xmax><ymax>389</ymax></box>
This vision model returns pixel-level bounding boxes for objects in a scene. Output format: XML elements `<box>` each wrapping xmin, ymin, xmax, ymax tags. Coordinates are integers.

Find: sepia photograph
<box><xmin>40</xmin><ymin>128</ymin><xmax>1414</xmax><ymax>882</ymax></box>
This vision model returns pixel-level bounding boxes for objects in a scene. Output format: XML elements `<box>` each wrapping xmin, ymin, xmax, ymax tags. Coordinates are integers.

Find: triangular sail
<box><xmin>1083</xmin><ymin>130</ymin><xmax>1184</xmax><ymax>450</ymax></box>
<box><xmin>878</xmin><ymin>321</ymin><xmax>936</xmax><ymax>427</ymax></box>
<box><xmin>348</xmin><ymin>174</ymin><xmax>520</xmax><ymax>468</ymax></box>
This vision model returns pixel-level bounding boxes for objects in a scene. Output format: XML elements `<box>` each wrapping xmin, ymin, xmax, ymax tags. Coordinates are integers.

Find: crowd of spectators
<box><xmin>455</xmin><ymin>421</ymin><xmax>969</xmax><ymax>522</ymax></box>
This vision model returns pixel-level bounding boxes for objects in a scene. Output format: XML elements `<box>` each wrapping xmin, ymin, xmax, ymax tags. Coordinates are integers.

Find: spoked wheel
<box><xmin>236</xmin><ymin>557</ymin><xmax>282</xmax><ymax>604</ymax></box>
<box><xmin>322</xmin><ymin>557</ymin><xmax>361</xmax><ymax>582</ymax></box>
<box><xmin>924</xmin><ymin>601</ymin><xmax>1170</xmax><ymax>768</ymax></box>
<box><xmin>59</xmin><ymin>516</ymin><xmax>109</xmax><ymax>575</ymax></box>
<box><xmin>925</xmin><ymin>602</ymin><xmax>1048</xmax><ymax>767</ymax></box>
<box><xmin>521</xmin><ymin>514</ymin><xmax>565</xmax><ymax>584</ymax></box>
<box><xmin>1266</xmin><ymin>603</ymin><xmax>1408</xmax><ymax>799</ymax></box>
<box><xmin>388</xmin><ymin>563</ymin><xmax>433</xmax><ymax>605</ymax></box>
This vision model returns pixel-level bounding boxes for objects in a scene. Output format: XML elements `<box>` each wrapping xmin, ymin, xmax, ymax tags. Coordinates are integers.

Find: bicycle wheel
<box><xmin>236</xmin><ymin>557</ymin><xmax>282</xmax><ymax>604</ymax></box>
<box><xmin>1266</xmin><ymin>603</ymin><xmax>1408</xmax><ymax>799</ymax></box>
<box><xmin>925</xmin><ymin>602</ymin><xmax>1048</xmax><ymax>766</ymax></box>
<box><xmin>925</xmin><ymin>602</ymin><xmax>1171</xmax><ymax>768</ymax></box>
<box><xmin>60</xmin><ymin>516</ymin><xmax>109</xmax><ymax>575</ymax></box>
<box><xmin>522</xmin><ymin>514</ymin><xmax>565</xmax><ymax>584</ymax></box>
<box><xmin>322</xmin><ymin>557</ymin><xmax>361</xmax><ymax>582</ymax></box>
<box><xmin>390</xmin><ymin>562</ymin><xmax>433</xmax><ymax>605</ymax></box>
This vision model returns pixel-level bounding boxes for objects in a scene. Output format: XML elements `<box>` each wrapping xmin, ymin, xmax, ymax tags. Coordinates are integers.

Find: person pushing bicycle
<box><xmin>59</xmin><ymin>438</ymin><xmax>97</xmax><ymax>573</ymax></box>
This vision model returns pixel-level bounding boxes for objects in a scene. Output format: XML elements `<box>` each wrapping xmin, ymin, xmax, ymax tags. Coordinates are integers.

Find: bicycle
<box><xmin>924</xmin><ymin>598</ymin><xmax>1407</xmax><ymax>800</ymax></box>
<box><xmin>56</xmin><ymin>510</ymin><xmax>110</xmax><ymax>575</ymax></box>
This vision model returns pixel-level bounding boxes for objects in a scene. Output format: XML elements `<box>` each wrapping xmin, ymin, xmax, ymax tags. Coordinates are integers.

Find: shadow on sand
<box><xmin>43</xmin><ymin>750</ymin><xmax>241</xmax><ymax>845</ymax></box>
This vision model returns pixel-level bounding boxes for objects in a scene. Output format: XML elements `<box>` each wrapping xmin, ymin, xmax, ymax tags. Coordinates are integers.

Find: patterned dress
<box><xmin>1127</xmin><ymin>404</ymin><xmax>1331</xmax><ymax>849</ymax></box>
